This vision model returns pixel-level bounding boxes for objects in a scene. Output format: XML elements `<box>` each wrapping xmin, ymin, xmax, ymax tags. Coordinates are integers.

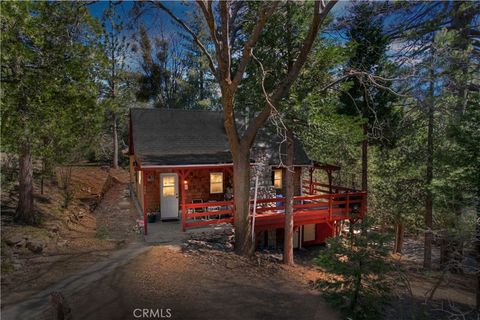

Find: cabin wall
<box><xmin>302</xmin><ymin>223</ymin><xmax>335</xmax><ymax>246</ymax></box>
<box><xmin>129</xmin><ymin>155</ymin><xmax>144</xmax><ymax>210</ymax></box>
<box><xmin>183</xmin><ymin>170</ymin><xmax>230</xmax><ymax>204</ymax></box>
<box><xmin>278</xmin><ymin>167</ymin><xmax>303</xmax><ymax>196</ymax></box>
<box><xmin>129</xmin><ymin>155</ymin><xmax>136</xmax><ymax>186</ymax></box>
<box><xmin>136</xmin><ymin>171</ymin><xmax>144</xmax><ymax>210</ymax></box>
<box><xmin>142</xmin><ymin>168</ymin><xmax>233</xmax><ymax>216</ymax></box>
<box><xmin>257</xmin><ymin>222</ymin><xmax>335</xmax><ymax>249</ymax></box>
<box><xmin>250</xmin><ymin>166</ymin><xmax>304</xmax><ymax>200</ymax></box>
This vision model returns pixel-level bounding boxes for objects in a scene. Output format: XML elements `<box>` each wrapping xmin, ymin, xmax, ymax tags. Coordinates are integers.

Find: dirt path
<box><xmin>1</xmin><ymin>169</ymin><xmax>141</xmax><ymax>309</ymax></box>
<box><xmin>1</xmin><ymin>243</ymin><xmax>149</xmax><ymax>320</ymax></box>
<box><xmin>31</xmin><ymin>245</ymin><xmax>339</xmax><ymax>320</ymax></box>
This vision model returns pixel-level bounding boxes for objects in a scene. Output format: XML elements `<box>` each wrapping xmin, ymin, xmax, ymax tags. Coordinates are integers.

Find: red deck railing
<box><xmin>302</xmin><ymin>179</ymin><xmax>359</xmax><ymax>194</ymax></box>
<box><xmin>182</xmin><ymin>190</ymin><xmax>366</xmax><ymax>231</ymax></box>
<box><xmin>183</xmin><ymin>200</ymin><xmax>234</xmax><ymax>230</ymax></box>
<box><xmin>250</xmin><ymin>192</ymin><xmax>366</xmax><ymax>231</ymax></box>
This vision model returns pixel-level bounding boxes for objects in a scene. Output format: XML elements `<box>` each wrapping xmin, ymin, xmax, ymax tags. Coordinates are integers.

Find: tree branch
<box><xmin>219</xmin><ymin>1</ymin><xmax>232</xmax><ymax>83</ymax></box>
<box><xmin>242</xmin><ymin>0</ymin><xmax>337</xmax><ymax>148</ymax></box>
<box><xmin>153</xmin><ymin>1</ymin><xmax>218</xmax><ymax>81</ymax></box>
<box><xmin>197</xmin><ymin>0</ymin><xmax>224</xmax><ymax>80</ymax></box>
<box><xmin>231</xmin><ymin>2</ymin><xmax>278</xmax><ymax>91</ymax></box>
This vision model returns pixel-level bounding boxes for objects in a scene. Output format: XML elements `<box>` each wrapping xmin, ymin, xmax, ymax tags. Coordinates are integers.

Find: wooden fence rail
<box><xmin>182</xmin><ymin>191</ymin><xmax>367</xmax><ymax>231</ymax></box>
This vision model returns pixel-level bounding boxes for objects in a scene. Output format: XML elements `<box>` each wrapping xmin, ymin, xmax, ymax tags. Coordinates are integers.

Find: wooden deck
<box><xmin>182</xmin><ymin>182</ymin><xmax>366</xmax><ymax>231</ymax></box>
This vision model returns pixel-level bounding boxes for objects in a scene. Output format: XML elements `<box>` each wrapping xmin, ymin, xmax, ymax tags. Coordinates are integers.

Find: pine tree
<box><xmin>1</xmin><ymin>1</ymin><xmax>104</xmax><ymax>223</ymax></box>
<box><xmin>315</xmin><ymin>218</ymin><xmax>392</xmax><ymax>320</ymax></box>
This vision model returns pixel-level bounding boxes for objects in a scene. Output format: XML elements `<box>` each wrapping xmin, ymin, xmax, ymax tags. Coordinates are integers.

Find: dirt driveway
<box><xmin>39</xmin><ymin>245</ymin><xmax>339</xmax><ymax>320</ymax></box>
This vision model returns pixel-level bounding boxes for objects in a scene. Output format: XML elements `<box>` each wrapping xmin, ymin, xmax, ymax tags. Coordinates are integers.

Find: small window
<box><xmin>162</xmin><ymin>176</ymin><xmax>176</xmax><ymax>197</ymax></box>
<box><xmin>273</xmin><ymin>169</ymin><xmax>282</xmax><ymax>189</ymax></box>
<box><xmin>210</xmin><ymin>172</ymin><xmax>223</xmax><ymax>194</ymax></box>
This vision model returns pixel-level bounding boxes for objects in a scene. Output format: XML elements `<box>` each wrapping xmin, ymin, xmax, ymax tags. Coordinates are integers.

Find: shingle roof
<box><xmin>130</xmin><ymin>108</ymin><xmax>311</xmax><ymax>167</ymax></box>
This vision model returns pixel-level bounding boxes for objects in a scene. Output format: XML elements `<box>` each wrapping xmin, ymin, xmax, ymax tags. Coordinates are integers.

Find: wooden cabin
<box><xmin>129</xmin><ymin>108</ymin><xmax>366</xmax><ymax>248</ymax></box>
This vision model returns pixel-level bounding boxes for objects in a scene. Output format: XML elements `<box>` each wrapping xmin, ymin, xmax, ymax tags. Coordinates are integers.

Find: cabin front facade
<box><xmin>129</xmin><ymin>108</ymin><xmax>366</xmax><ymax>248</ymax></box>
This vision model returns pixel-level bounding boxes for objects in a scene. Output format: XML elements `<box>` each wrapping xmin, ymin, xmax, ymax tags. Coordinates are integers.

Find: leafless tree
<box><xmin>154</xmin><ymin>0</ymin><xmax>337</xmax><ymax>255</ymax></box>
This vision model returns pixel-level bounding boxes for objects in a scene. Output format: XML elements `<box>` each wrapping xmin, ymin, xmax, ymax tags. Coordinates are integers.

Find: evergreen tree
<box><xmin>338</xmin><ymin>2</ymin><xmax>400</xmax><ymax>193</ymax></box>
<box><xmin>100</xmin><ymin>1</ymin><xmax>133</xmax><ymax>168</ymax></box>
<box><xmin>1</xmin><ymin>1</ymin><xmax>104</xmax><ymax>223</ymax></box>
<box><xmin>315</xmin><ymin>218</ymin><xmax>392</xmax><ymax>320</ymax></box>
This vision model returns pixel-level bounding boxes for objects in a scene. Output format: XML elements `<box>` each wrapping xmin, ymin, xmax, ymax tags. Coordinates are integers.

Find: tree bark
<box><xmin>15</xmin><ymin>140</ymin><xmax>35</xmax><ymax>224</ymax></box>
<box><xmin>424</xmin><ymin>77</ymin><xmax>435</xmax><ymax>270</ymax></box>
<box><xmin>233</xmin><ymin>149</ymin><xmax>254</xmax><ymax>255</ymax></box>
<box><xmin>112</xmin><ymin>113</ymin><xmax>119</xmax><ymax>169</ymax></box>
<box><xmin>393</xmin><ymin>221</ymin><xmax>405</xmax><ymax>254</ymax></box>
<box><xmin>283</xmin><ymin>129</ymin><xmax>295</xmax><ymax>265</ymax></box>
<box><xmin>361</xmin><ymin>123</ymin><xmax>368</xmax><ymax>192</ymax></box>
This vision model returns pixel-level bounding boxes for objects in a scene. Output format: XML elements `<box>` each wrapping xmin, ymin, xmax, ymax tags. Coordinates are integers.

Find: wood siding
<box><xmin>140</xmin><ymin>168</ymin><xmax>233</xmax><ymax>216</ymax></box>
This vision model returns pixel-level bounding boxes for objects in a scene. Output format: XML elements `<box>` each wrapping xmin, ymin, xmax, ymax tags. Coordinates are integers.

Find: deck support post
<box><xmin>143</xmin><ymin>170</ymin><xmax>148</xmax><ymax>236</ymax></box>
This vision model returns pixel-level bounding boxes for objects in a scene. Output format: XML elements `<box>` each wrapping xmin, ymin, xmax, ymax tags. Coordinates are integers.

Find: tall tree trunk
<box><xmin>394</xmin><ymin>220</ymin><xmax>405</xmax><ymax>254</ymax></box>
<box><xmin>233</xmin><ymin>149</ymin><xmax>254</xmax><ymax>255</ymax></box>
<box><xmin>361</xmin><ymin>123</ymin><xmax>368</xmax><ymax>192</ymax></box>
<box><xmin>112</xmin><ymin>113</ymin><xmax>119</xmax><ymax>169</ymax></box>
<box><xmin>283</xmin><ymin>129</ymin><xmax>294</xmax><ymax>265</ymax></box>
<box><xmin>15</xmin><ymin>140</ymin><xmax>35</xmax><ymax>224</ymax></box>
<box><xmin>424</xmin><ymin>79</ymin><xmax>435</xmax><ymax>270</ymax></box>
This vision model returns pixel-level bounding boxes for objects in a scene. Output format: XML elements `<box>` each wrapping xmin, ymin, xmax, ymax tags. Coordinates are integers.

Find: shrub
<box><xmin>314</xmin><ymin>218</ymin><xmax>392</xmax><ymax>320</ymax></box>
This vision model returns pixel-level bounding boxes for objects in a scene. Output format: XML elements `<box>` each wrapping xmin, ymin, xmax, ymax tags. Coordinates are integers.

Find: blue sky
<box><xmin>88</xmin><ymin>1</ymin><xmax>354</xmax><ymax>35</ymax></box>
<box><xmin>86</xmin><ymin>1</ymin><xmax>355</xmax><ymax>70</ymax></box>
<box><xmin>88</xmin><ymin>1</ymin><xmax>190</xmax><ymax>33</ymax></box>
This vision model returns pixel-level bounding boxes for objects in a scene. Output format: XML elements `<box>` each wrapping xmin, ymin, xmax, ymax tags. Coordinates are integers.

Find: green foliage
<box><xmin>297</xmin><ymin>93</ymin><xmax>364</xmax><ymax>186</ymax></box>
<box><xmin>369</xmin><ymin>124</ymin><xmax>426</xmax><ymax>230</ymax></box>
<box><xmin>0</xmin><ymin>1</ymin><xmax>104</xmax><ymax>164</ymax></box>
<box><xmin>338</xmin><ymin>2</ymin><xmax>400</xmax><ymax>147</ymax></box>
<box><xmin>96</xmin><ymin>1</ymin><xmax>137</xmax><ymax>166</ymax></box>
<box><xmin>315</xmin><ymin>219</ymin><xmax>392</xmax><ymax>320</ymax></box>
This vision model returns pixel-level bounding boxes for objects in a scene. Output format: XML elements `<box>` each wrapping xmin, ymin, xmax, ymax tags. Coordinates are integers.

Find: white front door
<box><xmin>160</xmin><ymin>173</ymin><xmax>179</xmax><ymax>219</ymax></box>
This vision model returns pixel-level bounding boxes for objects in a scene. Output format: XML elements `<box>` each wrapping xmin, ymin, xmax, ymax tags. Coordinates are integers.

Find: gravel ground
<box><xmin>42</xmin><ymin>245</ymin><xmax>340</xmax><ymax>320</ymax></box>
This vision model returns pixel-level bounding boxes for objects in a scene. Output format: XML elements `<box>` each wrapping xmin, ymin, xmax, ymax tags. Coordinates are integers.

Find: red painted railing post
<box><xmin>328</xmin><ymin>194</ymin><xmax>333</xmax><ymax>221</ymax></box>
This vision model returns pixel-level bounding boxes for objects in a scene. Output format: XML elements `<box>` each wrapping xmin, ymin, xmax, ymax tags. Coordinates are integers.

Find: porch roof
<box><xmin>130</xmin><ymin>108</ymin><xmax>311</xmax><ymax>167</ymax></box>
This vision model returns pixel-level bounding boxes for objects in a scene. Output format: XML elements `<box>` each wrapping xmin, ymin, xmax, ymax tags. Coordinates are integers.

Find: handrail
<box><xmin>302</xmin><ymin>179</ymin><xmax>359</xmax><ymax>193</ymax></box>
<box><xmin>184</xmin><ymin>200</ymin><xmax>234</xmax><ymax>209</ymax></box>
<box><xmin>183</xmin><ymin>190</ymin><xmax>367</xmax><ymax>230</ymax></box>
<box><xmin>183</xmin><ymin>200</ymin><xmax>235</xmax><ymax>229</ymax></box>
